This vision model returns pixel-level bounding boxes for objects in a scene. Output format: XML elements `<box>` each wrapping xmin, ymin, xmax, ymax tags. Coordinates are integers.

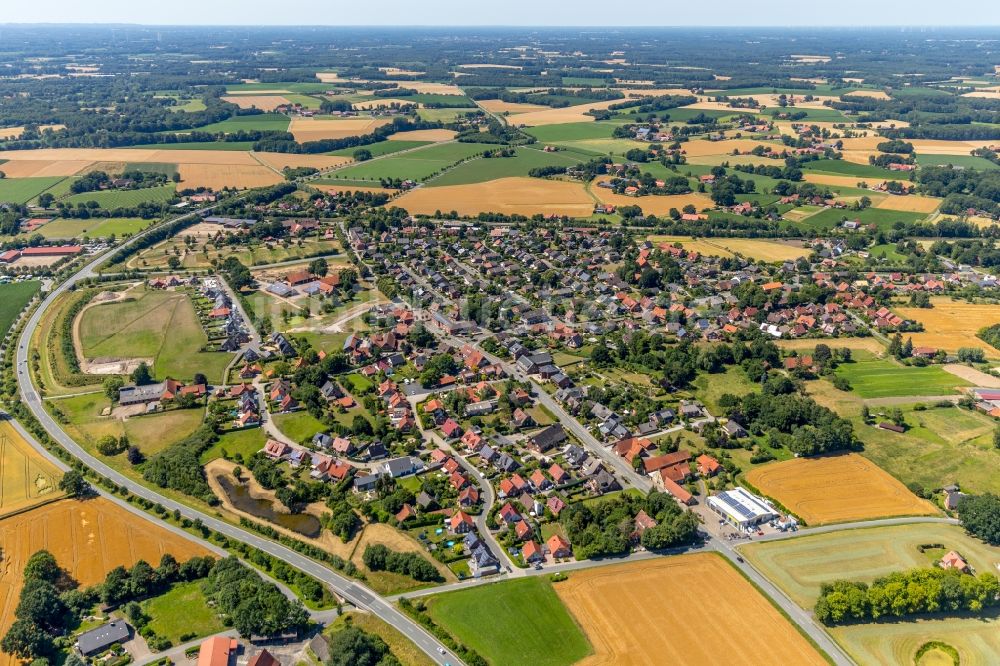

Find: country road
<box><xmin>13</xmin><ymin>205</ymin><xmax>458</xmax><ymax>666</ymax></box>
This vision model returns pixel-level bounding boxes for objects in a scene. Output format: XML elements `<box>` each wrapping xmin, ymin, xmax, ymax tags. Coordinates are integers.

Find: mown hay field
<box><xmin>834</xmin><ymin>359</ymin><xmax>969</xmax><ymax>398</ymax></box>
<box><xmin>740</xmin><ymin>523</ymin><xmax>1000</xmax><ymax>609</ymax></box>
<box><xmin>0</xmin><ymin>498</ymin><xmax>210</xmax><ymax>666</ymax></box>
<box><xmin>386</xmin><ymin>129</ymin><xmax>456</xmax><ymax>142</ymax></box>
<box><xmin>0</xmin><ymin>420</ymin><xmax>63</xmax><ymax>518</ymax></box>
<box><xmin>646</xmin><ymin>235</ymin><xmax>808</xmax><ymax>262</ymax></box>
<box><xmin>220</xmin><ymin>95</ymin><xmax>291</xmax><ymax>110</ymax></box>
<box><xmin>830</xmin><ymin>615</ymin><xmax>1000</xmax><ymax>666</ymax></box>
<box><xmin>393</xmin><ymin>176</ymin><xmax>594</xmax><ymax>217</ymax></box>
<box><xmin>555</xmin><ymin>554</ymin><xmax>828</xmax><ymax>666</ymax></box>
<box><xmin>745</xmin><ymin>453</ymin><xmax>937</xmax><ymax>525</ymax></box>
<box><xmin>896</xmin><ymin>297</ymin><xmax>1000</xmax><ymax>357</ymax></box>
<box><xmin>873</xmin><ymin>194</ymin><xmax>941</xmax><ymax>213</ymax></box>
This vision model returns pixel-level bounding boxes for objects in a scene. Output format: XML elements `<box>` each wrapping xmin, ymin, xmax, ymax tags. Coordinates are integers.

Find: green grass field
<box><xmin>328</xmin><ymin>139</ymin><xmax>431</xmax><ymax>159</ymax></box>
<box><xmin>741</xmin><ymin>522</ymin><xmax>1000</xmax><ymax>609</ymax></box>
<box><xmin>0</xmin><ymin>177</ymin><xmax>67</xmax><ymax>204</ymax></box>
<box><xmin>798</xmin><ymin>207</ymin><xmax>927</xmax><ymax>231</ymax></box>
<box><xmin>199</xmin><ymin>427</ymin><xmax>266</xmax><ymax>464</ymax></box>
<box><xmin>425</xmin><ymin>577</ymin><xmax>591</xmax><ymax>666</ymax></box>
<box><xmin>190</xmin><ymin>113</ymin><xmax>290</xmax><ymax>134</ymax></box>
<box><xmin>524</xmin><ymin>122</ymin><xmax>620</xmax><ymax>143</ymax></box>
<box><xmin>333</xmin><ymin>142</ymin><xmax>493</xmax><ymax>182</ymax></box>
<box><xmin>141</xmin><ymin>581</ymin><xmax>226</xmax><ymax>643</ymax></box>
<box><xmin>834</xmin><ymin>359</ymin><xmax>969</xmax><ymax>398</ymax></box>
<box><xmin>915</xmin><ymin>153</ymin><xmax>1000</xmax><ymax>170</ymax></box>
<box><xmin>0</xmin><ymin>281</ymin><xmax>40</xmax><ymax>335</ymax></box>
<box><xmin>272</xmin><ymin>411</ymin><xmax>326</xmax><ymax>444</ymax></box>
<box><xmin>30</xmin><ymin>217</ymin><xmax>152</xmax><ymax>240</ymax></box>
<box><xmin>830</xmin><ymin>614</ymin><xmax>1000</xmax><ymax>666</ymax></box>
<box><xmin>765</xmin><ymin>107</ymin><xmax>849</xmax><ymax>122</ymax></box>
<box><xmin>693</xmin><ymin>366</ymin><xmax>760</xmax><ymax>414</ymax></box>
<box><xmin>61</xmin><ymin>185</ymin><xmax>176</xmax><ymax>209</ymax></box>
<box><xmin>428</xmin><ymin>146</ymin><xmax>586</xmax><ymax>186</ymax></box>
<box><xmin>78</xmin><ymin>289</ymin><xmax>232</xmax><ymax>382</ymax></box>
<box><xmin>802</xmin><ymin>160</ymin><xmax>900</xmax><ymax>179</ymax></box>
<box><xmin>418</xmin><ymin>108</ymin><xmax>479</xmax><ymax>122</ymax></box>
<box><xmin>170</xmin><ymin>99</ymin><xmax>207</xmax><ymax>113</ymax></box>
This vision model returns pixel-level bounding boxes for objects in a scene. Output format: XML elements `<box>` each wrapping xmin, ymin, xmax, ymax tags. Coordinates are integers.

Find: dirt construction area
<box><xmin>745</xmin><ymin>453</ymin><xmax>938</xmax><ymax>525</ymax></box>
<box><xmin>0</xmin><ymin>498</ymin><xmax>210</xmax><ymax>666</ymax></box>
<box><xmin>555</xmin><ymin>553</ymin><xmax>827</xmax><ymax>666</ymax></box>
<box><xmin>0</xmin><ymin>420</ymin><xmax>63</xmax><ymax>518</ymax></box>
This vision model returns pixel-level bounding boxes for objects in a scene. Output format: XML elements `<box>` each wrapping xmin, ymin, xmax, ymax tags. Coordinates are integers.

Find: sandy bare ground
<box><xmin>221</xmin><ymin>95</ymin><xmax>291</xmax><ymax>110</ymax></box>
<box><xmin>394</xmin><ymin>176</ymin><xmax>594</xmax><ymax>217</ymax></box>
<box><xmin>288</xmin><ymin>117</ymin><xmax>393</xmax><ymax>142</ymax></box>
<box><xmin>942</xmin><ymin>363</ymin><xmax>1000</xmax><ymax>387</ymax></box>
<box><xmin>387</xmin><ymin>129</ymin><xmax>457</xmax><ymax>141</ymax></box>
<box><xmin>873</xmin><ymin>194</ymin><xmax>941</xmax><ymax>214</ymax></box>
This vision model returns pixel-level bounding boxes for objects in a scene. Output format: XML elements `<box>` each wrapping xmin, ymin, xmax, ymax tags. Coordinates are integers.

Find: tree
<box><xmin>352</xmin><ymin>148</ymin><xmax>373</xmax><ymax>162</ymax></box>
<box><xmin>309</xmin><ymin>258</ymin><xmax>329</xmax><ymax>277</ymax></box>
<box><xmin>57</xmin><ymin>470</ymin><xmax>88</xmax><ymax>497</ymax></box>
<box><xmin>167</xmin><ymin>256</ymin><xmax>181</xmax><ymax>270</ymax></box>
<box><xmin>103</xmin><ymin>376</ymin><xmax>125</xmax><ymax>401</ymax></box>
<box><xmin>126</xmin><ymin>446</ymin><xmax>144</xmax><ymax>465</ymax></box>
<box><xmin>132</xmin><ymin>362</ymin><xmax>153</xmax><ymax>386</ymax></box>
<box><xmin>1</xmin><ymin>619</ymin><xmax>50</xmax><ymax>660</ymax></box>
<box><xmin>327</xmin><ymin>625</ymin><xmax>399</xmax><ymax>666</ymax></box>
<box><xmin>15</xmin><ymin>579</ymin><xmax>67</xmax><ymax>629</ymax></box>
<box><xmin>22</xmin><ymin>552</ymin><xmax>60</xmax><ymax>584</ymax></box>
<box><xmin>97</xmin><ymin>435</ymin><xmax>125</xmax><ymax>456</ymax></box>
<box><xmin>958</xmin><ymin>494</ymin><xmax>1000</xmax><ymax>545</ymax></box>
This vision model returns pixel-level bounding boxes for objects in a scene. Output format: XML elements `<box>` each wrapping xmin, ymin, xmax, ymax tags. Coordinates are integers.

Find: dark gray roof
<box><xmin>78</xmin><ymin>620</ymin><xmax>130</xmax><ymax>655</ymax></box>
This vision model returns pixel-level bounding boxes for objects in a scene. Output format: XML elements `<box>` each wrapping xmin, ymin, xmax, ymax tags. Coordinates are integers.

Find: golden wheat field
<box><xmin>646</xmin><ymin>235</ymin><xmax>809</xmax><ymax>262</ymax></box>
<box><xmin>253</xmin><ymin>152</ymin><xmax>351</xmax><ymax>172</ymax></box>
<box><xmin>746</xmin><ymin>453</ymin><xmax>938</xmax><ymax>525</ymax></box>
<box><xmin>288</xmin><ymin>117</ymin><xmax>393</xmax><ymax>142</ymax></box>
<box><xmin>873</xmin><ymin>194</ymin><xmax>941</xmax><ymax>213</ymax></box>
<box><xmin>477</xmin><ymin>100</ymin><xmax>551</xmax><ymax>114</ymax></box>
<box><xmin>0</xmin><ymin>498</ymin><xmax>210</xmax><ymax>666</ymax></box>
<box><xmin>896</xmin><ymin>297</ymin><xmax>1000</xmax><ymax>357</ymax></box>
<box><xmin>0</xmin><ymin>421</ymin><xmax>63</xmax><ymax>519</ymax></box>
<box><xmin>177</xmin><ymin>163</ymin><xmax>282</xmax><ymax>190</ymax></box>
<box><xmin>555</xmin><ymin>554</ymin><xmax>827</xmax><ymax>666</ymax></box>
<box><xmin>221</xmin><ymin>95</ymin><xmax>291</xmax><ymax>110</ymax></box>
<box><xmin>504</xmin><ymin>99</ymin><xmax>625</xmax><ymax>126</ymax></box>
<box><xmin>393</xmin><ymin>177</ymin><xmax>594</xmax><ymax>217</ymax></box>
<box><xmin>387</xmin><ymin>129</ymin><xmax>457</xmax><ymax>141</ymax></box>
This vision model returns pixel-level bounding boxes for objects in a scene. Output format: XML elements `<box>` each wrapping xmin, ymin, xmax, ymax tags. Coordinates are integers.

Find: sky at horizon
<box><xmin>5</xmin><ymin>1</ymin><xmax>1000</xmax><ymax>27</ymax></box>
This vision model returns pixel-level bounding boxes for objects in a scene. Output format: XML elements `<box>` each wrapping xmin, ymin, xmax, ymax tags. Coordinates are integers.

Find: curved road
<box><xmin>13</xmin><ymin>212</ymin><xmax>457</xmax><ymax>666</ymax></box>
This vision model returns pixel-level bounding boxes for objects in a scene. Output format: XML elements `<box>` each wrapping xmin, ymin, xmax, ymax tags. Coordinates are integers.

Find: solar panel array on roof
<box><xmin>718</xmin><ymin>491</ymin><xmax>756</xmax><ymax>519</ymax></box>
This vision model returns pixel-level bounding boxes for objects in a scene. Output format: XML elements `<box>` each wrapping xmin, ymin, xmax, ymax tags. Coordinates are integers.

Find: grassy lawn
<box><xmin>141</xmin><ymin>580</ymin><xmax>226</xmax><ymax>644</ymax></box>
<box><xmin>424</xmin><ymin>577</ymin><xmax>591</xmax><ymax>666</ymax></box>
<box><xmin>30</xmin><ymin>217</ymin><xmax>153</xmax><ymax>240</ymax></box>
<box><xmin>0</xmin><ymin>281</ymin><xmax>39</xmax><ymax>336</ymax></box>
<box><xmin>200</xmin><ymin>427</ymin><xmax>267</xmax><ymax>464</ymax></box>
<box><xmin>740</xmin><ymin>523</ymin><xmax>1000</xmax><ymax>606</ymax></box>
<box><xmin>332</xmin><ymin>142</ymin><xmax>494</xmax><ymax>182</ymax></box>
<box><xmin>328</xmin><ymin>140</ymin><xmax>431</xmax><ymax>159</ymax></box>
<box><xmin>78</xmin><ymin>288</ymin><xmax>233</xmax><ymax>382</ymax></box>
<box><xmin>0</xmin><ymin>177</ymin><xmax>66</xmax><ymax>204</ymax></box>
<box><xmin>272</xmin><ymin>411</ymin><xmax>326</xmax><ymax>444</ymax></box>
<box><xmin>61</xmin><ymin>184</ymin><xmax>176</xmax><ymax>208</ymax></box>
<box><xmin>834</xmin><ymin>359</ymin><xmax>969</xmax><ymax>398</ymax></box>
<box><xmin>693</xmin><ymin>366</ymin><xmax>760</xmax><ymax>414</ymax></box>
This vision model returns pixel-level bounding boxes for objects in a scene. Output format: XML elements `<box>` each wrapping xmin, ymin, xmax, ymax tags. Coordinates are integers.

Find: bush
<box><xmin>362</xmin><ymin>544</ymin><xmax>442</xmax><ymax>582</ymax></box>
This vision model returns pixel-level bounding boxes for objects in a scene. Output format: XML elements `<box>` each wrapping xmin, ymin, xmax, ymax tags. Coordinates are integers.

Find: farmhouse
<box><xmin>707</xmin><ymin>488</ymin><xmax>777</xmax><ymax>529</ymax></box>
<box><xmin>198</xmin><ymin>636</ymin><xmax>239</xmax><ymax>666</ymax></box>
<box><xmin>77</xmin><ymin>619</ymin><xmax>131</xmax><ymax>656</ymax></box>
<box><xmin>118</xmin><ymin>382</ymin><xmax>167</xmax><ymax>406</ymax></box>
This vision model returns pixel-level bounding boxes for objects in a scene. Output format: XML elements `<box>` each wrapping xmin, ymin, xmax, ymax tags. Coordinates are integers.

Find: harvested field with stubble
<box><xmin>874</xmin><ymin>194</ymin><xmax>941</xmax><ymax>213</ymax></box>
<box><xmin>745</xmin><ymin>453</ymin><xmax>937</xmax><ymax>525</ymax></box>
<box><xmin>646</xmin><ymin>235</ymin><xmax>808</xmax><ymax>262</ymax></box>
<box><xmin>178</xmin><ymin>163</ymin><xmax>281</xmax><ymax>190</ymax></box>
<box><xmin>0</xmin><ymin>420</ymin><xmax>63</xmax><ymax>518</ymax></box>
<box><xmin>0</xmin><ymin>159</ymin><xmax>92</xmax><ymax>178</ymax></box>
<box><xmin>393</xmin><ymin>177</ymin><xmax>594</xmax><ymax>217</ymax></box>
<box><xmin>555</xmin><ymin>554</ymin><xmax>828</xmax><ymax>666</ymax></box>
<box><xmin>387</xmin><ymin>129</ymin><xmax>456</xmax><ymax>141</ymax></box>
<box><xmin>288</xmin><ymin>117</ymin><xmax>392</xmax><ymax>142</ymax></box>
<box><xmin>505</xmin><ymin>99</ymin><xmax>626</xmax><ymax>126</ymax></box>
<box><xmin>253</xmin><ymin>152</ymin><xmax>350</xmax><ymax>172</ymax></box>
<box><xmin>221</xmin><ymin>95</ymin><xmax>291</xmax><ymax>110</ymax></box>
<box><xmin>0</xmin><ymin>498</ymin><xmax>210</xmax><ymax>666</ymax></box>
<box><xmin>777</xmin><ymin>337</ymin><xmax>886</xmax><ymax>356</ymax></box>
<box><xmin>896</xmin><ymin>298</ymin><xmax>1000</xmax><ymax>357</ymax></box>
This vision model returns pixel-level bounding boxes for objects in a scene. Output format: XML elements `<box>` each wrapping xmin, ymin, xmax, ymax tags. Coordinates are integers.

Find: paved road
<box><xmin>13</xmin><ymin>213</ymin><xmax>458</xmax><ymax>666</ymax></box>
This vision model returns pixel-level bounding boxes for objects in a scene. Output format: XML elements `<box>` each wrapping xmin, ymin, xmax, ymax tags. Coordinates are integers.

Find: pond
<box><xmin>215</xmin><ymin>474</ymin><xmax>321</xmax><ymax>538</ymax></box>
